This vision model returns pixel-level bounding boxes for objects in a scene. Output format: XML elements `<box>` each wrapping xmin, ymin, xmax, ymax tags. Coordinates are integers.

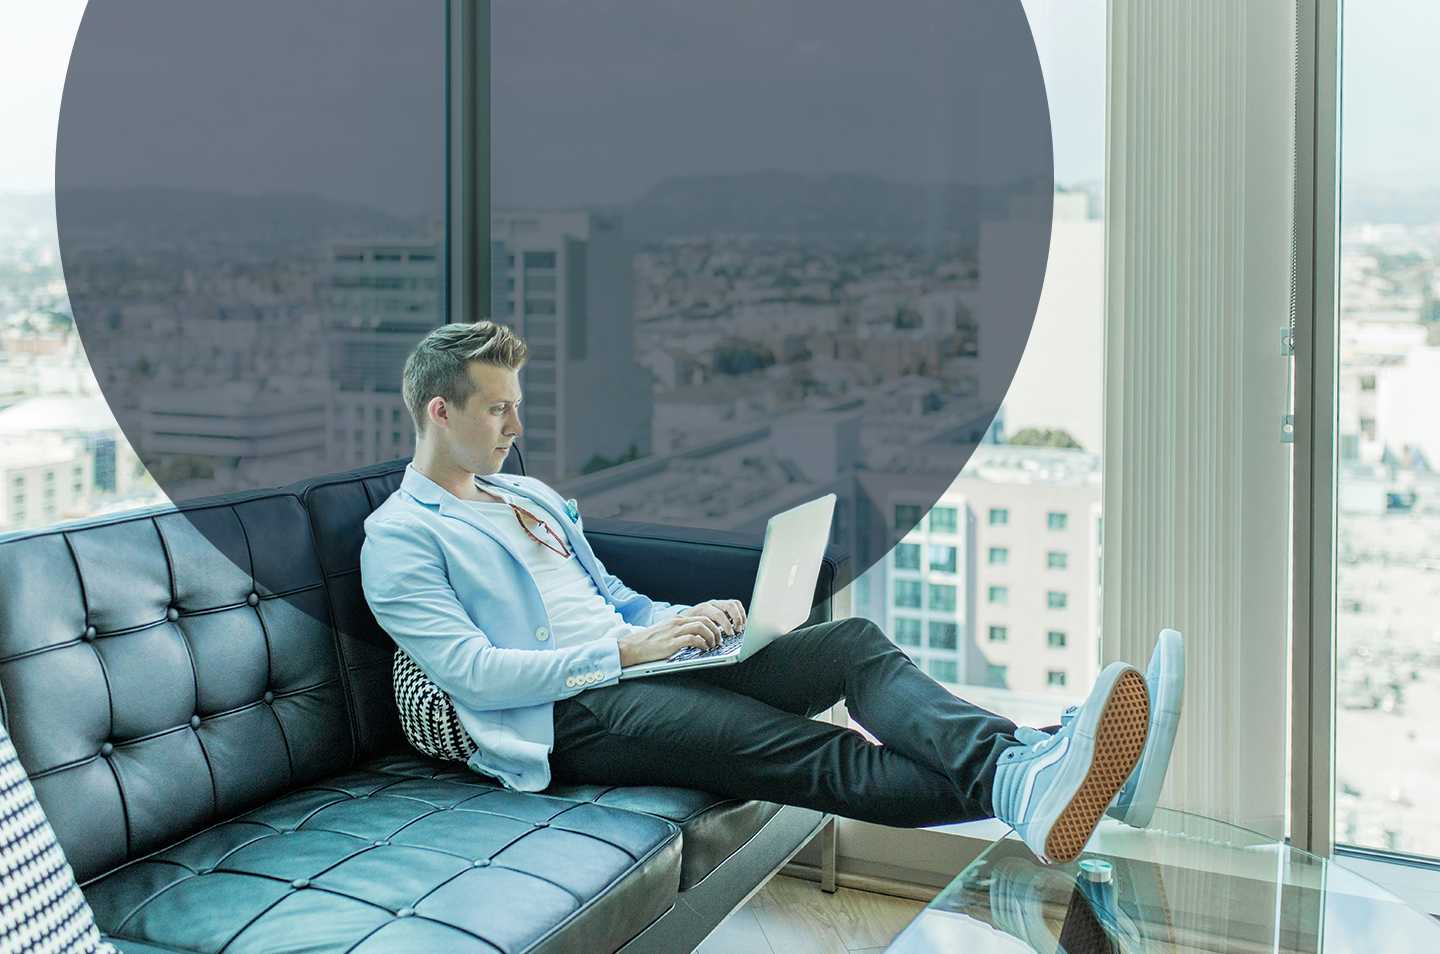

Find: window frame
<box><xmin>1290</xmin><ymin>0</ymin><xmax>1342</xmax><ymax>858</ymax></box>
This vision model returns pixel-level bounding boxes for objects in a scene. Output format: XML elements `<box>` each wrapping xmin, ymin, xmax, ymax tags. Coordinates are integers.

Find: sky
<box><xmin>1</xmin><ymin>2</ymin><xmax>1433</xmax><ymax>204</ymax></box>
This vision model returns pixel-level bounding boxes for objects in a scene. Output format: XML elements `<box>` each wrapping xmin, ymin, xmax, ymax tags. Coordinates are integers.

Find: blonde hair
<box><xmin>402</xmin><ymin>320</ymin><xmax>528</xmax><ymax>436</ymax></box>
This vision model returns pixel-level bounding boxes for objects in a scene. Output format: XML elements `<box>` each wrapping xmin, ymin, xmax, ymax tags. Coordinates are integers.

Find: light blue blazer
<box><xmin>359</xmin><ymin>463</ymin><xmax>690</xmax><ymax>791</ymax></box>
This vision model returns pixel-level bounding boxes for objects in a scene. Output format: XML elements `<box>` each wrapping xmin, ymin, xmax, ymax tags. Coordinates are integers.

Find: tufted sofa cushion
<box><xmin>0</xmin><ymin>493</ymin><xmax>355</xmax><ymax>884</ymax></box>
<box><xmin>85</xmin><ymin>754</ymin><xmax>680</xmax><ymax>954</ymax></box>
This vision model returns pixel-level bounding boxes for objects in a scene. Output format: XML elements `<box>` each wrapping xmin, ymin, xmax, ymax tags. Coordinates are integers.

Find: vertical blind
<box><xmin>1102</xmin><ymin>0</ymin><xmax>1298</xmax><ymax>838</ymax></box>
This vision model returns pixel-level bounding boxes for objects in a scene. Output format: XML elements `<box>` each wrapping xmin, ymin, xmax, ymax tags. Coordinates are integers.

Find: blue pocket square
<box><xmin>564</xmin><ymin>498</ymin><xmax>580</xmax><ymax>522</ymax></box>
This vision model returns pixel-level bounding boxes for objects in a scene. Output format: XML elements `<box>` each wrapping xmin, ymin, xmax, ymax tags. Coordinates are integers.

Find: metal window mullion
<box><xmin>447</xmin><ymin>0</ymin><xmax>488</xmax><ymax>325</ymax></box>
<box><xmin>1289</xmin><ymin>0</ymin><xmax>1342</xmax><ymax>858</ymax></box>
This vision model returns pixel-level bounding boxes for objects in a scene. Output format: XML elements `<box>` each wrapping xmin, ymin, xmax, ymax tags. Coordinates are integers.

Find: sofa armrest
<box><xmin>581</xmin><ymin>518</ymin><xmax>849</xmax><ymax>627</ymax></box>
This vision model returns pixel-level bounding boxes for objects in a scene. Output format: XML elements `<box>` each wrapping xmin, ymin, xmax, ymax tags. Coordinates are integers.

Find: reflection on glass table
<box><xmin>885</xmin><ymin>808</ymin><xmax>1440</xmax><ymax>953</ymax></box>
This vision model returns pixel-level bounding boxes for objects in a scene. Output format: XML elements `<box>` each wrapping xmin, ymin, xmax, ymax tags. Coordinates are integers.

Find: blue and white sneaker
<box><xmin>992</xmin><ymin>661</ymin><xmax>1150</xmax><ymax>865</ymax></box>
<box><xmin>1059</xmin><ymin>628</ymin><xmax>1185</xmax><ymax>828</ymax></box>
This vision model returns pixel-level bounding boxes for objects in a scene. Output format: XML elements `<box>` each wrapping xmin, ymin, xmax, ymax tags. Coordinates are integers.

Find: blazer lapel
<box><xmin>478</xmin><ymin>474</ymin><xmax>607</xmax><ymax>587</ymax></box>
<box><xmin>436</xmin><ymin>495</ymin><xmax>531</xmax><ymax>572</ymax></box>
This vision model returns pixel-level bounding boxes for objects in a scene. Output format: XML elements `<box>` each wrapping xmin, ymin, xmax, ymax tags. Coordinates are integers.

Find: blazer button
<box><xmin>534</xmin><ymin>626</ymin><xmax>549</xmax><ymax>642</ymax></box>
<box><xmin>565</xmin><ymin>677</ymin><xmax>576</xmax><ymax>688</ymax></box>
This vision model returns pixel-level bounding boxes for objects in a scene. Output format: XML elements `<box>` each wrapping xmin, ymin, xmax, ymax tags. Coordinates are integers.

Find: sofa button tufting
<box><xmin>83</xmin><ymin>625</ymin><xmax>97</xmax><ymax>640</ymax></box>
<box><xmin>291</xmin><ymin>878</ymin><xmax>309</xmax><ymax>889</ymax></box>
<box><xmin>396</xmin><ymin>907</ymin><xmax>415</xmax><ymax>918</ymax></box>
<box><xmin>247</xmin><ymin>592</ymin><xmax>259</xmax><ymax>606</ymax></box>
<box><xmin>100</xmin><ymin>742</ymin><xmax>114</xmax><ymax>757</ymax></box>
<box><xmin>373</xmin><ymin>840</ymin><xmax>388</xmax><ymax>847</ymax></box>
<box><xmin>263</xmin><ymin>691</ymin><xmax>275</xmax><ymax>704</ymax></box>
<box><xmin>472</xmin><ymin>858</ymin><xmax>491</xmax><ymax>867</ymax></box>
<box><xmin>189</xmin><ymin>715</ymin><xmax>201</xmax><ymax>729</ymax></box>
<box><xmin>166</xmin><ymin>607</ymin><xmax>179</xmax><ymax>622</ymax></box>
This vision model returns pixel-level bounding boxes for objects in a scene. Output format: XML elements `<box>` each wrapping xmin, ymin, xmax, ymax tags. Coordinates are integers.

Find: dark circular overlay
<box><xmin>57</xmin><ymin>1</ymin><xmax>1052</xmax><ymax>616</ymax></box>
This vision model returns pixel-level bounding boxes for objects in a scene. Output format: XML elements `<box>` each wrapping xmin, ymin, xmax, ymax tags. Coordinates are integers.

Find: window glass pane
<box><xmin>1334</xmin><ymin>0</ymin><xmax>1440</xmax><ymax>857</ymax></box>
<box><xmin>929</xmin><ymin>544</ymin><xmax>957</xmax><ymax>573</ymax></box>
<box><xmin>763</xmin><ymin>1</ymin><xmax>1107</xmax><ymax>728</ymax></box>
<box><xmin>894</xmin><ymin>617</ymin><xmax>923</xmax><ymax>646</ymax></box>
<box><xmin>894</xmin><ymin>504</ymin><xmax>923</xmax><ymax>531</ymax></box>
<box><xmin>893</xmin><ymin>542</ymin><xmax>921</xmax><ymax>570</ymax></box>
<box><xmin>893</xmin><ymin>580</ymin><xmax>922</xmax><ymax>609</ymax></box>
<box><xmin>1047</xmin><ymin>550</ymin><xmax>1068</xmax><ymax>570</ymax></box>
<box><xmin>928</xmin><ymin>659</ymin><xmax>959</xmax><ymax>684</ymax></box>
<box><xmin>928</xmin><ymin>621</ymin><xmax>959</xmax><ymax>650</ymax></box>
<box><xmin>927</xmin><ymin>583</ymin><xmax>957</xmax><ymax>612</ymax></box>
<box><xmin>1046</xmin><ymin>670</ymin><xmax>1068</xmax><ymax>688</ymax></box>
<box><xmin>1047</xmin><ymin>511</ymin><xmax>1069</xmax><ymax>530</ymax></box>
<box><xmin>1047</xmin><ymin>630</ymin><xmax>1067</xmax><ymax>648</ymax></box>
<box><xmin>1046</xmin><ymin>590</ymin><xmax>1068</xmax><ymax>609</ymax></box>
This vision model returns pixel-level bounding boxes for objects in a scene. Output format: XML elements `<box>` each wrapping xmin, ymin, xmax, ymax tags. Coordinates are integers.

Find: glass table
<box><xmin>885</xmin><ymin>809</ymin><xmax>1440</xmax><ymax>953</ymax></box>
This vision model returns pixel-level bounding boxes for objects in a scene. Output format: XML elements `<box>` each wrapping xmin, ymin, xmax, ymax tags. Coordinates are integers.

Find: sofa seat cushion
<box><xmin>84</xmin><ymin>755</ymin><xmax>681</xmax><ymax>954</ymax></box>
<box><xmin>542</xmin><ymin>784</ymin><xmax>783</xmax><ymax>891</ymax></box>
<box><xmin>364</xmin><ymin>753</ymin><xmax>784</xmax><ymax>892</ymax></box>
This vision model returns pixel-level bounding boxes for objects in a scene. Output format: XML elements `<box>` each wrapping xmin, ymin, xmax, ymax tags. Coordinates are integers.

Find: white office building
<box><xmin>863</xmin><ymin>444</ymin><xmax>1102</xmax><ymax>697</ymax></box>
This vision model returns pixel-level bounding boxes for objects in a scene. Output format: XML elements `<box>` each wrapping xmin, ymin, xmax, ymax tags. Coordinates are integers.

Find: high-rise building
<box><xmin>325</xmin><ymin>239</ymin><xmax>444</xmax><ymax>467</ymax></box>
<box><xmin>491</xmin><ymin>210</ymin><xmax>652</xmax><ymax>480</ymax></box>
<box><xmin>861</xmin><ymin>444</ymin><xmax>1102</xmax><ymax>697</ymax></box>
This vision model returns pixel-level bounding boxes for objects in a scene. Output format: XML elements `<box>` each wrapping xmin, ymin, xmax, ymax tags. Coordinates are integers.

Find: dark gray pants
<box><xmin>550</xmin><ymin>617</ymin><xmax>1021</xmax><ymax>827</ymax></box>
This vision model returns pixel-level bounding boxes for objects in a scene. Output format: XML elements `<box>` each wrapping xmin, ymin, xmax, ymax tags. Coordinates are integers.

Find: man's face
<box><xmin>434</xmin><ymin>362</ymin><xmax>523</xmax><ymax>475</ymax></box>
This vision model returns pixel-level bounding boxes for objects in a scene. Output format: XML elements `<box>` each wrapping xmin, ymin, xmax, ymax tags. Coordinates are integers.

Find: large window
<box><xmin>1</xmin><ymin>3</ymin><xmax>447</xmax><ymax>528</ymax></box>
<box><xmin>1333</xmin><ymin>0</ymin><xmax>1440</xmax><ymax>859</ymax></box>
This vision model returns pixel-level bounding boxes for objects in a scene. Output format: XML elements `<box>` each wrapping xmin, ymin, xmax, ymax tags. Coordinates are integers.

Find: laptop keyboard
<box><xmin>668</xmin><ymin>630</ymin><xmax>746</xmax><ymax>662</ymax></box>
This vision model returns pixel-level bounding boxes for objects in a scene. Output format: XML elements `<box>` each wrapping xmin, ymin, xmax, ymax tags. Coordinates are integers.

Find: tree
<box><xmin>1008</xmin><ymin>427</ymin><xmax>1084</xmax><ymax>451</ymax></box>
<box><xmin>581</xmin><ymin>442</ymin><xmax>641</xmax><ymax>476</ymax></box>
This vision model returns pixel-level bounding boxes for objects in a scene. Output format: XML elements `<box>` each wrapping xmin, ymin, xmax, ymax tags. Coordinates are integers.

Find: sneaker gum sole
<box><xmin>1044</xmin><ymin>668</ymin><xmax>1150</xmax><ymax>864</ymax></box>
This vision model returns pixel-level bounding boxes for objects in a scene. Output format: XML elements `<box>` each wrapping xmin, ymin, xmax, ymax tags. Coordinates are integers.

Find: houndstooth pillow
<box><xmin>393</xmin><ymin>648</ymin><xmax>478</xmax><ymax>763</ymax></box>
<box><xmin>0</xmin><ymin>723</ymin><xmax>115</xmax><ymax>954</ymax></box>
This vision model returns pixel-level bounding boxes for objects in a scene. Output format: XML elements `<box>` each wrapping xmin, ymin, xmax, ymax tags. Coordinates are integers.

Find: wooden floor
<box><xmin>693</xmin><ymin>875</ymin><xmax>926</xmax><ymax>954</ymax></box>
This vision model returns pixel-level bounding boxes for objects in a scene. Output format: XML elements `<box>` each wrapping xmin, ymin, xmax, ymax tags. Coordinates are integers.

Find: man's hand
<box><xmin>618</xmin><ymin>614</ymin><xmax>727</xmax><ymax>667</ymax></box>
<box><xmin>678</xmin><ymin>599</ymin><xmax>747</xmax><ymax>638</ymax></box>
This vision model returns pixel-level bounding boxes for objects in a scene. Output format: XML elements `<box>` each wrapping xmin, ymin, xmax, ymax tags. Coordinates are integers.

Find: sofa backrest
<box><xmin>0</xmin><ymin>453</ymin><xmax>526</xmax><ymax>885</ymax></box>
<box><xmin>0</xmin><ymin>489</ymin><xmax>356</xmax><ymax>884</ymax></box>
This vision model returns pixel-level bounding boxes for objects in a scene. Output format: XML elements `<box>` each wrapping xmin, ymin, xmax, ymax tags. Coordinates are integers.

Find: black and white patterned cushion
<box><xmin>0</xmin><ymin>724</ymin><xmax>114</xmax><ymax>954</ymax></box>
<box><xmin>392</xmin><ymin>648</ymin><xmax>478</xmax><ymax>763</ymax></box>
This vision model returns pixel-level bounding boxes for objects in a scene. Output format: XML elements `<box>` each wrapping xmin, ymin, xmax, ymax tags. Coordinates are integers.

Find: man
<box><xmin>360</xmin><ymin>321</ymin><xmax>1185</xmax><ymax>865</ymax></box>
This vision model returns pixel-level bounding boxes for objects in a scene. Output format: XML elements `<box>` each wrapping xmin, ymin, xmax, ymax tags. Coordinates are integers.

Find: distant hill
<box><xmin>0</xmin><ymin>193</ymin><xmax>59</xmax><ymax>229</ymax></box>
<box><xmin>622</xmin><ymin>171</ymin><xmax>1028</xmax><ymax>244</ymax></box>
<box><xmin>1343</xmin><ymin>185</ymin><xmax>1440</xmax><ymax>226</ymax></box>
<box><xmin>51</xmin><ymin>187</ymin><xmax>422</xmax><ymax>245</ymax></box>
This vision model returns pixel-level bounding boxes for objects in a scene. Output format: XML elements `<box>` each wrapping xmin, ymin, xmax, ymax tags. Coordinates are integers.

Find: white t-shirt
<box><xmin>460</xmin><ymin>482</ymin><xmax>646</xmax><ymax>650</ymax></box>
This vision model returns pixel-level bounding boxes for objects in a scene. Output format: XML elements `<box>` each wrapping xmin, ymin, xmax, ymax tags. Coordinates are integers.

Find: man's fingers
<box><xmin>678</xmin><ymin>616</ymin><xmax>721</xmax><ymax>648</ymax></box>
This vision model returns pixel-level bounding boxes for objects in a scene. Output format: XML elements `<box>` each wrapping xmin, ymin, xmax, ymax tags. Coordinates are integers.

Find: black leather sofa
<box><xmin>0</xmin><ymin>456</ymin><xmax>845</xmax><ymax>953</ymax></box>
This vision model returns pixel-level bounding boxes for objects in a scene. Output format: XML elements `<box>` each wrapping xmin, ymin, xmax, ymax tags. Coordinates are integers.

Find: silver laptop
<box><xmin>619</xmin><ymin>493</ymin><xmax>837</xmax><ymax>679</ymax></box>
